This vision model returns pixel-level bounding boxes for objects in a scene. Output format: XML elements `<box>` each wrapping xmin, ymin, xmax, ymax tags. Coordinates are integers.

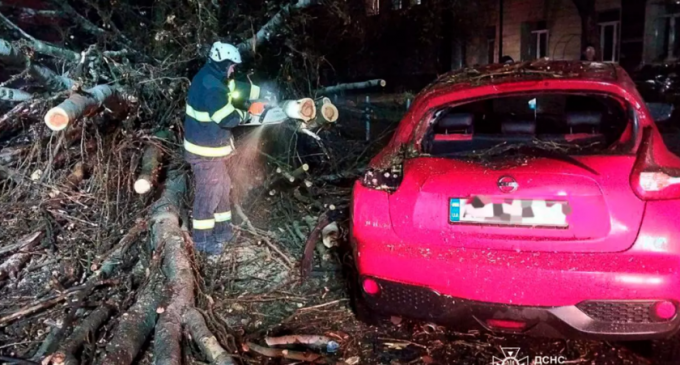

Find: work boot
<box><xmin>193</xmin><ymin>235</ymin><xmax>224</xmax><ymax>256</ymax></box>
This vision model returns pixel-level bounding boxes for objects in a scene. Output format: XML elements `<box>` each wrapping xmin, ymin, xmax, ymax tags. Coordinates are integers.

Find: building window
<box><xmin>411</xmin><ymin>0</ymin><xmax>422</xmax><ymax>5</ymax></box>
<box><xmin>599</xmin><ymin>21</ymin><xmax>620</xmax><ymax>62</ymax></box>
<box><xmin>598</xmin><ymin>9</ymin><xmax>620</xmax><ymax>62</ymax></box>
<box><xmin>530</xmin><ymin>29</ymin><xmax>549</xmax><ymax>59</ymax></box>
<box><xmin>365</xmin><ymin>0</ymin><xmax>379</xmax><ymax>16</ymax></box>
<box><xmin>486</xmin><ymin>26</ymin><xmax>496</xmax><ymax>63</ymax></box>
<box><xmin>662</xmin><ymin>14</ymin><xmax>680</xmax><ymax>60</ymax></box>
<box><xmin>521</xmin><ymin>21</ymin><xmax>548</xmax><ymax>60</ymax></box>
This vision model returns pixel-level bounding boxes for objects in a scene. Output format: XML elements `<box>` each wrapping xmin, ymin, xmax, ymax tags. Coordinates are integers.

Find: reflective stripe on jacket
<box><xmin>183</xmin><ymin>62</ymin><xmax>246</xmax><ymax>158</ymax></box>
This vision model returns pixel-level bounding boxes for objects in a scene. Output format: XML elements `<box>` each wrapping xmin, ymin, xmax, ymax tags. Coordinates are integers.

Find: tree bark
<box><xmin>151</xmin><ymin>173</ymin><xmax>189</xmax><ymax>365</ymax></box>
<box><xmin>44</xmin><ymin>85</ymin><xmax>120</xmax><ymax>131</ymax></box>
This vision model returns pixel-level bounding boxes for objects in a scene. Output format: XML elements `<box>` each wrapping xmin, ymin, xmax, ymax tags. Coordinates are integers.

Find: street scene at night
<box><xmin>2</xmin><ymin>0</ymin><xmax>680</xmax><ymax>364</ymax></box>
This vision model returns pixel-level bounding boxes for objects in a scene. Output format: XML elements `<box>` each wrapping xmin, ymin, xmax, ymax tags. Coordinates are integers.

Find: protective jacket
<box><xmin>183</xmin><ymin>62</ymin><xmax>260</xmax><ymax>159</ymax></box>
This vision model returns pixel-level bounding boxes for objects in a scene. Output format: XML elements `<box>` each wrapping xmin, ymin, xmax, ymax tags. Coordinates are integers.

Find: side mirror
<box><xmin>647</xmin><ymin>102</ymin><xmax>674</xmax><ymax>123</ymax></box>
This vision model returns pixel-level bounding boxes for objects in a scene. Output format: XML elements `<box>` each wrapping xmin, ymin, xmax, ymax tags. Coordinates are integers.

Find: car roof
<box><xmin>420</xmin><ymin>60</ymin><xmax>624</xmax><ymax>96</ymax></box>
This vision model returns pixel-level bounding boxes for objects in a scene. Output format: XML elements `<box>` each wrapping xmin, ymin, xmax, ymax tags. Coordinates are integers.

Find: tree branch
<box><xmin>0</xmin><ymin>87</ymin><xmax>31</xmax><ymax>102</ymax></box>
<box><xmin>52</xmin><ymin>0</ymin><xmax>107</xmax><ymax>37</ymax></box>
<box><xmin>0</xmin><ymin>11</ymin><xmax>80</xmax><ymax>61</ymax></box>
<box><xmin>237</xmin><ymin>0</ymin><xmax>317</xmax><ymax>54</ymax></box>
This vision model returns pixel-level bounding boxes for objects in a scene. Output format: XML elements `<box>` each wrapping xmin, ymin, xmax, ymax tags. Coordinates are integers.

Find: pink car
<box><xmin>350</xmin><ymin>60</ymin><xmax>680</xmax><ymax>362</ymax></box>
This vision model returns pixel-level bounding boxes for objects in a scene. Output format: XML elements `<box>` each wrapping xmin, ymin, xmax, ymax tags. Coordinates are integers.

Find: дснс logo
<box><xmin>491</xmin><ymin>347</ymin><xmax>530</xmax><ymax>365</ymax></box>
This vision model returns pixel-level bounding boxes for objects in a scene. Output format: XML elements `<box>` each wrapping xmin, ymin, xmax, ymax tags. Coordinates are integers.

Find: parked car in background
<box><xmin>350</xmin><ymin>60</ymin><xmax>680</xmax><ymax>363</ymax></box>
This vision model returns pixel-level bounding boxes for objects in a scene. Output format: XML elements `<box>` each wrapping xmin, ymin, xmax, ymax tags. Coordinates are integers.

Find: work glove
<box><xmin>248</xmin><ymin>101</ymin><xmax>266</xmax><ymax>116</ymax></box>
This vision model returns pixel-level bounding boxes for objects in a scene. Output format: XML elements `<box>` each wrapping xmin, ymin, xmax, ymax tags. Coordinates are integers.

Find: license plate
<box><xmin>449</xmin><ymin>197</ymin><xmax>569</xmax><ymax>227</ymax></box>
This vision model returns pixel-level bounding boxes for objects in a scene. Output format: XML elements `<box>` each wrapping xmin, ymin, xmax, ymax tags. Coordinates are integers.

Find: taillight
<box><xmin>360</xmin><ymin>164</ymin><xmax>403</xmax><ymax>192</ymax></box>
<box><xmin>630</xmin><ymin>127</ymin><xmax>680</xmax><ymax>200</ymax></box>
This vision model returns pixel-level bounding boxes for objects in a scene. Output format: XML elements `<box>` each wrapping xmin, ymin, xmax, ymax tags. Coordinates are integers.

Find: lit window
<box><xmin>530</xmin><ymin>29</ymin><xmax>549</xmax><ymax>59</ymax></box>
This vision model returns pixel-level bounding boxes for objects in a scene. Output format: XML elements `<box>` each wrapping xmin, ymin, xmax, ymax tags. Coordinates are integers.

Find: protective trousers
<box><xmin>189</xmin><ymin>159</ymin><xmax>232</xmax><ymax>245</ymax></box>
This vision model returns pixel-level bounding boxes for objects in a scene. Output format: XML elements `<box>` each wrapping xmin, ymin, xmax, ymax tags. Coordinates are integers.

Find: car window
<box><xmin>421</xmin><ymin>92</ymin><xmax>633</xmax><ymax>158</ymax></box>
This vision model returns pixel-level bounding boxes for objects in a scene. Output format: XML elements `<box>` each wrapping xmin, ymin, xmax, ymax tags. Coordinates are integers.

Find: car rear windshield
<box><xmin>421</xmin><ymin>92</ymin><xmax>634</xmax><ymax>158</ymax></box>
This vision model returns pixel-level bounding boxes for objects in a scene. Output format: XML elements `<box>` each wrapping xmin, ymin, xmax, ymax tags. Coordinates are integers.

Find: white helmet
<box><xmin>209</xmin><ymin>42</ymin><xmax>241</xmax><ymax>64</ymax></box>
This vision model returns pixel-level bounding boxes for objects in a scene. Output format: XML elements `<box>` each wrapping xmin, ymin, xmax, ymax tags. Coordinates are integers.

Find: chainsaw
<box><xmin>239</xmin><ymin>96</ymin><xmax>317</xmax><ymax>127</ymax></box>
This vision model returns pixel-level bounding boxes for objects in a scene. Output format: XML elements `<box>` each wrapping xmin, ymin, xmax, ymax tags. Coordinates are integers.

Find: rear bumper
<box><xmin>361</xmin><ymin>277</ymin><xmax>680</xmax><ymax>340</ymax></box>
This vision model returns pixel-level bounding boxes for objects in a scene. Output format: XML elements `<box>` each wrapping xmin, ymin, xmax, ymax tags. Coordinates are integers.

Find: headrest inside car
<box><xmin>437</xmin><ymin>113</ymin><xmax>474</xmax><ymax>130</ymax></box>
<box><xmin>502</xmin><ymin>120</ymin><xmax>536</xmax><ymax>135</ymax></box>
<box><xmin>566</xmin><ymin>111</ymin><xmax>602</xmax><ymax>127</ymax></box>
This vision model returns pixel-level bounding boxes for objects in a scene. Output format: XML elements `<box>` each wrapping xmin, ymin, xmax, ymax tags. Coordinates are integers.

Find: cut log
<box><xmin>315</xmin><ymin>99</ymin><xmax>339</xmax><ymax>123</ymax></box>
<box><xmin>316</xmin><ymin>79</ymin><xmax>386</xmax><ymax>94</ymax></box>
<box><xmin>44</xmin><ymin>85</ymin><xmax>120</xmax><ymax>131</ymax></box>
<box><xmin>0</xmin><ymin>87</ymin><xmax>32</xmax><ymax>102</ymax></box>
<box><xmin>134</xmin><ymin>130</ymin><xmax>172</xmax><ymax>195</ymax></box>
<box><xmin>281</xmin><ymin>98</ymin><xmax>316</xmax><ymax>122</ymax></box>
<box><xmin>0</xmin><ymin>230</ymin><xmax>43</xmax><ymax>280</ymax></box>
<box><xmin>51</xmin><ymin>304</ymin><xmax>115</xmax><ymax>365</ymax></box>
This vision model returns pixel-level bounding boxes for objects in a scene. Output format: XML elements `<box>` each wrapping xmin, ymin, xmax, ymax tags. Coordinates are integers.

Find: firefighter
<box><xmin>183</xmin><ymin>41</ymin><xmax>261</xmax><ymax>255</ymax></box>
